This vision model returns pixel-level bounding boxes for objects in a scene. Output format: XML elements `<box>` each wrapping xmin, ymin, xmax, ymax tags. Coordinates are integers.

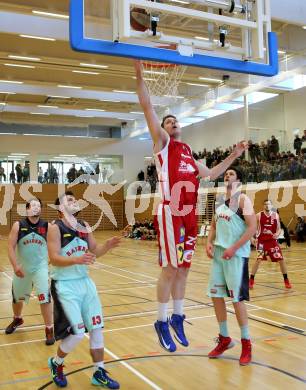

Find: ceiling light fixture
<box><xmin>0</xmin><ymin>80</ymin><xmax>23</xmax><ymax>84</ymax></box>
<box><xmin>4</xmin><ymin>63</ymin><xmax>35</xmax><ymax>69</ymax></box>
<box><xmin>30</xmin><ymin>112</ymin><xmax>50</xmax><ymax>115</ymax></box>
<box><xmin>198</xmin><ymin>76</ymin><xmax>222</xmax><ymax>82</ymax></box>
<box><xmin>72</xmin><ymin>70</ymin><xmax>100</xmax><ymax>75</ymax></box>
<box><xmin>8</xmin><ymin>55</ymin><xmax>41</xmax><ymax>61</ymax></box>
<box><xmin>80</xmin><ymin>63</ymin><xmax>109</xmax><ymax>69</ymax></box>
<box><xmin>186</xmin><ymin>82</ymin><xmax>209</xmax><ymax>87</ymax></box>
<box><xmin>58</xmin><ymin>85</ymin><xmax>82</xmax><ymax>89</ymax></box>
<box><xmin>49</xmin><ymin>95</ymin><xmax>70</xmax><ymax>99</ymax></box>
<box><xmin>100</xmin><ymin>99</ymin><xmax>120</xmax><ymax>102</ymax></box>
<box><xmin>37</xmin><ymin>105</ymin><xmax>59</xmax><ymax>109</ymax></box>
<box><xmin>113</xmin><ymin>90</ymin><xmax>136</xmax><ymax>94</ymax></box>
<box><xmin>85</xmin><ymin>108</ymin><xmax>105</xmax><ymax>112</ymax></box>
<box><xmin>20</xmin><ymin>34</ymin><xmax>56</xmax><ymax>41</ymax></box>
<box><xmin>32</xmin><ymin>10</ymin><xmax>69</xmax><ymax>19</ymax></box>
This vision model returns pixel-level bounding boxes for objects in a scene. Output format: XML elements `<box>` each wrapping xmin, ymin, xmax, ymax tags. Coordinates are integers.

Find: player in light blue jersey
<box><xmin>5</xmin><ymin>199</ymin><xmax>55</xmax><ymax>345</ymax></box>
<box><xmin>47</xmin><ymin>191</ymin><xmax>120</xmax><ymax>389</ymax></box>
<box><xmin>206</xmin><ymin>168</ymin><xmax>256</xmax><ymax>366</ymax></box>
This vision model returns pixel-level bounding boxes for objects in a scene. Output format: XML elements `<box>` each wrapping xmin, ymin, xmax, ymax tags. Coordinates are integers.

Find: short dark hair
<box><xmin>26</xmin><ymin>198</ymin><xmax>42</xmax><ymax>209</ymax></box>
<box><xmin>263</xmin><ymin>199</ymin><xmax>271</xmax><ymax>203</ymax></box>
<box><xmin>226</xmin><ymin>166</ymin><xmax>243</xmax><ymax>182</ymax></box>
<box><xmin>55</xmin><ymin>191</ymin><xmax>75</xmax><ymax>206</ymax></box>
<box><xmin>161</xmin><ymin>114</ymin><xmax>177</xmax><ymax>128</ymax></box>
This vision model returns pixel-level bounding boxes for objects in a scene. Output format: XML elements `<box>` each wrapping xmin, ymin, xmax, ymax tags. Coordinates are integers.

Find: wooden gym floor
<box><xmin>0</xmin><ymin>232</ymin><xmax>305</xmax><ymax>389</ymax></box>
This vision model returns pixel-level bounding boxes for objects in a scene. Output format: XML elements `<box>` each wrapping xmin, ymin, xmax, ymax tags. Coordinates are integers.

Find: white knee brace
<box><xmin>60</xmin><ymin>333</ymin><xmax>85</xmax><ymax>354</ymax></box>
<box><xmin>89</xmin><ymin>328</ymin><xmax>104</xmax><ymax>350</ymax></box>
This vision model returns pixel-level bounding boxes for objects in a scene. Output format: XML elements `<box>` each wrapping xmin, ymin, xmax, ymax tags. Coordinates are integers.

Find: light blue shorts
<box><xmin>207</xmin><ymin>246</ymin><xmax>249</xmax><ymax>303</ymax></box>
<box><xmin>12</xmin><ymin>266</ymin><xmax>50</xmax><ymax>304</ymax></box>
<box><xmin>51</xmin><ymin>277</ymin><xmax>103</xmax><ymax>340</ymax></box>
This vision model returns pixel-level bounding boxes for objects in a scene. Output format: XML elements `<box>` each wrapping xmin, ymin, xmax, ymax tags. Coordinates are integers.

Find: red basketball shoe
<box><xmin>239</xmin><ymin>339</ymin><xmax>252</xmax><ymax>366</ymax></box>
<box><xmin>208</xmin><ymin>334</ymin><xmax>235</xmax><ymax>358</ymax></box>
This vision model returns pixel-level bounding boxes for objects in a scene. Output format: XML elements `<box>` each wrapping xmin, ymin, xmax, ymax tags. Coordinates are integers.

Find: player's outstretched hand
<box><xmin>77</xmin><ymin>252</ymin><xmax>96</xmax><ymax>265</ymax></box>
<box><xmin>105</xmin><ymin>236</ymin><xmax>121</xmax><ymax>252</ymax></box>
<box><xmin>14</xmin><ymin>264</ymin><xmax>24</xmax><ymax>278</ymax></box>
<box><xmin>206</xmin><ymin>242</ymin><xmax>214</xmax><ymax>259</ymax></box>
<box><xmin>232</xmin><ymin>141</ymin><xmax>248</xmax><ymax>158</ymax></box>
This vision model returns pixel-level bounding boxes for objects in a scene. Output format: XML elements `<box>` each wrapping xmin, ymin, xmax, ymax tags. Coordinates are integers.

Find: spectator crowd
<box><xmin>123</xmin><ymin>220</ymin><xmax>157</xmax><ymax>240</ymax></box>
<box><xmin>137</xmin><ymin>133</ymin><xmax>306</xmax><ymax>191</ymax></box>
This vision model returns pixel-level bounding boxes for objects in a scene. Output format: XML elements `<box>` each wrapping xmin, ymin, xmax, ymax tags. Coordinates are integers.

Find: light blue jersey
<box><xmin>214</xmin><ymin>200</ymin><xmax>250</xmax><ymax>258</ymax></box>
<box><xmin>50</xmin><ymin>220</ymin><xmax>89</xmax><ymax>280</ymax></box>
<box><xmin>17</xmin><ymin>218</ymin><xmax>48</xmax><ymax>273</ymax></box>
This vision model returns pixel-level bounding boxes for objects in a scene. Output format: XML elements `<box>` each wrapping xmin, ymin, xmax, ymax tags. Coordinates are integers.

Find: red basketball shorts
<box><xmin>154</xmin><ymin>203</ymin><xmax>197</xmax><ymax>268</ymax></box>
<box><xmin>257</xmin><ymin>240</ymin><xmax>283</xmax><ymax>262</ymax></box>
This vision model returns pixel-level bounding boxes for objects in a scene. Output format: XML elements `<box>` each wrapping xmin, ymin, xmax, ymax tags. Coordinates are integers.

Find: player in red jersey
<box><xmin>249</xmin><ymin>199</ymin><xmax>292</xmax><ymax>289</ymax></box>
<box><xmin>135</xmin><ymin>60</ymin><xmax>248</xmax><ymax>352</ymax></box>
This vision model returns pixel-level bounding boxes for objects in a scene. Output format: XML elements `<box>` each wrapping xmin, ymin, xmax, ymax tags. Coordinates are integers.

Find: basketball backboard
<box><xmin>70</xmin><ymin>0</ymin><xmax>278</xmax><ymax>77</ymax></box>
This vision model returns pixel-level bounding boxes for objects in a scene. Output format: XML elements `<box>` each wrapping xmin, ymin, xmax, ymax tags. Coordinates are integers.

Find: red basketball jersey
<box><xmin>155</xmin><ymin>137</ymin><xmax>199</xmax><ymax>208</ymax></box>
<box><xmin>257</xmin><ymin>211</ymin><xmax>278</xmax><ymax>242</ymax></box>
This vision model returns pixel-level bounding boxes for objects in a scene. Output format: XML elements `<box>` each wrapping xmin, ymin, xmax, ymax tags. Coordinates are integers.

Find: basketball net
<box><xmin>141</xmin><ymin>57</ymin><xmax>186</xmax><ymax>100</ymax></box>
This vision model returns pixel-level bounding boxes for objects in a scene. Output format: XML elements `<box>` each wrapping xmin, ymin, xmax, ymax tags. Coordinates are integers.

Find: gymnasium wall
<box><xmin>0</xmin><ymin>184</ymin><xmax>125</xmax><ymax>235</ymax></box>
<box><xmin>128</xmin><ymin>181</ymin><xmax>306</xmax><ymax>232</ymax></box>
<box><xmin>0</xmin><ymin>134</ymin><xmax>152</xmax><ymax>184</ymax></box>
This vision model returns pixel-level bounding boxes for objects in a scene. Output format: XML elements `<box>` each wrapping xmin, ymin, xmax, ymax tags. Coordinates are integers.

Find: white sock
<box><xmin>53</xmin><ymin>355</ymin><xmax>64</xmax><ymax>365</ymax></box>
<box><xmin>157</xmin><ymin>302</ymin><xmax>168</xmax><ymax>322</ymax></box>
<box><xmin>93</xmin><ymin>361</ymin><xmax>104</xmax><ymax>373</ymax></box>
<box><xmin>173</xmin><ymin>299</ymin><xmax>184</xmax><ymax>316</ymax></box>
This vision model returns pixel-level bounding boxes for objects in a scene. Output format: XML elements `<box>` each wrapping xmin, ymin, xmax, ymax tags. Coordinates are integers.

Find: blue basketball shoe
<box><xmin>154</xmin><ymin>320</ymin><xmax>176</xmax><ymax>352</ymax></box>
<box><xmin>170</xmin><ymin>314</ymin><xmax>189</xmax><ymax>347</ymax></box>
<box><xmin>48</xmin><ymin>357</ymin><xmax>67</xmax><ymax>387</ymax></box>
<box><xmin>91</xmin><ymin>367</ymin><xmax>120</xmax><ymax>389</ymax></box>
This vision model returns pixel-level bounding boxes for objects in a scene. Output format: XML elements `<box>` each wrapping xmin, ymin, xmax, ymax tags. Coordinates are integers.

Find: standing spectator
<box><xmin>67</xmin><ymin>164</ymin><xmax>77</xmax><ymax>183</ymax></box>
<box><xmin>259</xmin><ymin>141</ymin><xmax>268</xmax><ymax>160</ymax></box>
<box><xmin>295</xmin><ymin>217</ymin><xmax>305</xmax><ymax>242</ymax></box>
<box><xmin>248</xmin><ymin>140</ymin><xmax>256</xmax><ymax>163</ymax></box>
<box><xmin>293</xmin><ymin>135</ymin><xmax>302</xmax><ymax>155</ymax></box>
<box><xmin>15</xmin><ymin>163</ymin><xmax>23</xmax><ymax>184</ymax></box>
<box><xmin>137</xmin><ymin>170</ymin><xmax>145</xmax><ymax>181</ymax></box>
<box><xmin>49</xmin><ymin>165</ymin><xmax>59</xmax><ymax>184</ymax></box>
<box><xmin>270</xmin><ymin>135</ymin><xmax>279</xmax><ymax>155</ymax></box>
<box><xmin>22</xmin><ymin>163</ymin><xmax>30</xmax><ymax>182</ymax></box>
<box><xmin>302</xmin><ymin>129</ymin><xmax>306</xmax><ymax>153</ymax></box>
<box><xmin>9</xmin><ymin>170</ymin><xmax>16</xmax><ymax>184</ymax></box>
<box><xmin>102</xmin><ymin>167</ymin><xmax>108</xmax><ymax>183</ymax></box>
<box><xmin>94</xmin><ymin>163</ymin><xmax>100</xmax><ymax>183</ymax></box>
<box><xmin>38</xmin><ymin>167</ymin><xmax>44</xmax><ymax>183</ymax></box>
<box><xmin>0</xmin><ymin>165</ymin><xmax>6</xmax><ymax>182</ymax></box>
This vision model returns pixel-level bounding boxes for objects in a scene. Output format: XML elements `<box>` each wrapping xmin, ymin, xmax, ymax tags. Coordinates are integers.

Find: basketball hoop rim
<box><xmin>141</xmin><ymin>61</ymin><xmax>179</xmax><ymax>69</ymax></box>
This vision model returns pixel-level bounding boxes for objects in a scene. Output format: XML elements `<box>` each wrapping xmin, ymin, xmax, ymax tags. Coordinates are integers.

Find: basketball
<box><xmin>130</xmin><ymin>8</ymin><xmax>150</xmax><ymax>32</ymax></box>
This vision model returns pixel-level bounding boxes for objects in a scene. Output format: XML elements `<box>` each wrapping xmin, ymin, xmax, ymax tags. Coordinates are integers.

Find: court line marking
<box><xmin>84</xmin><ymin>334</ymin><xmax>162</xmax><ymax>390</ymax></box>
<box><xmin>256</xmin><ymin>268</ymin><xmax>306</xmax><ymax>275</ymax></box>
<box><xmin>100</xmin><ymin>268</ymin><xmax>154</xmax><ymax>284</ymax></box>
<box><xmin>98</xmin><ymin>263</ymin><xmax>158</xmax><ymax>281</ymax></box>
<box><xmin>246</xmin><ymin>303</ymin><xmax>306</xmax><ymax>321</ymax></box>
<box><xmin>0</xmin><ymin>310</ymin><xmax>262</xmax><ymax>344</ymax></box>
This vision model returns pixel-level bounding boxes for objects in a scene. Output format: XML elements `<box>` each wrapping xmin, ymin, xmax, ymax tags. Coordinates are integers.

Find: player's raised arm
<box><xmin>134</xmin><ymin>60</ymin><xmax>168</xmax><ymax>152</ymax></box>
<box><xmin>196</xmin><ymin>141</ymin><xmax>248</xmax><ymax>180</ymax></box>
